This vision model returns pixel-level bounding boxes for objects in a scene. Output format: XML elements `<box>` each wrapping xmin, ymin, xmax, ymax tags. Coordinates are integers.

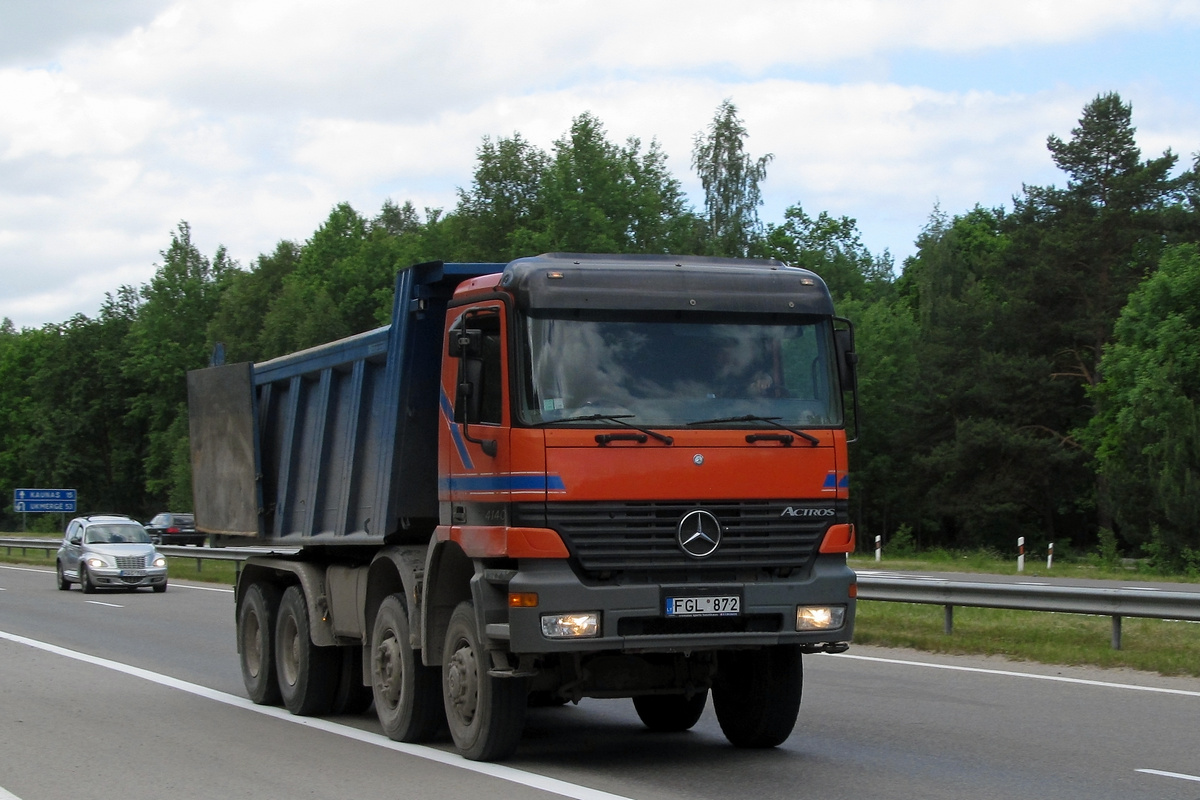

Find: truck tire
<box><xmin>370</xmin><ymin>595</ymin><xmax>443</xmax><ymax>740</ymax></box>
<box><xmin>275</xmin><ymin>584</ymin><xmax>338</xmax><ymax>716</ymax></box>
<box><xmin>633</xmin><ymin>690</ymin><xmax>708</xmax><ymax>732</ymax></box>
<box><xmin>332</xmin><ymin>645</ymin><xmax>374</xmax><ymax>716</ymax></box>
<box><xmin>442</xmin><ymin>601</ymin><xmax>528</xmax><ymax>761</ymax></box>
<box><xmin>239</xmin><ymin>582</ymin><xmax>282</xmax><ymax>705</ymax></box>
<box><xmin>712</xmin><ymin>645</ymin><xmax>803</xmax><ymax>748</ymax></box>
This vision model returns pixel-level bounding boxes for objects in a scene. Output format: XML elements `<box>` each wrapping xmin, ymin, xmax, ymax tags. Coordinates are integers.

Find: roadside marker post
<box><xmin>875</xmin><ymin>535</ymin><xmax>881</xmax><ymax>562</ymax></box>
<box><xmin>1017</xmin><ymin>536</ymin><xmax>1025</xmax><ymax>573</ymax></box>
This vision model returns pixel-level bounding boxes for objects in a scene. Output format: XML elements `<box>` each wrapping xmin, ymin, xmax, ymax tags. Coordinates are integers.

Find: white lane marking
<box><xmin>0</xmin><ymin>784</ymin><xmax>25</xmax><ymax>799</ymax></box>
<box><xmin>1016</xmin><ymin>582</ymin><xmax>1050</xmax><ymax>586</ymax></box>
<box><xmin>0</xmin><ymin>563</ymin><xmax>233</xmax><ymax>593</ymax></box>
<box><xmin>172</xmin><ymin>583</ymin><xmax>234</xmax><ymax>593</ymax></box>
<box><xmin>0</xmin><ymin>628</ymin><xmax>632</xmax><ymax>800</ymax></box>
<box><xmin>1137</xmin><ymin>768</ymin><xmax>1200</xmax><ymax>783</ymax></box>
<box><xmin>828</xmin><ymin>653</ymin><xmax>1200</xmax><ymax>698</ymax></box>
<box><xmin>84</xmin><ymin>600</ymin><xmax>124</xmax><ymax>608</ymax></box>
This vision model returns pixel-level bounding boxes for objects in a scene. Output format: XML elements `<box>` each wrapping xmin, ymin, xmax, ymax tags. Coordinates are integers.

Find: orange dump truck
<box><xmin>188</xmin><ymin>253</ymin><xmax>858</xmax><ymax>761</ymax></box>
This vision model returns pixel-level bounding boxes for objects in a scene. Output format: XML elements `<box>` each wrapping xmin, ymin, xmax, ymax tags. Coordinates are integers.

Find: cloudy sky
<box><xmin>2</xmin><ymin>0</ymin><xmax>1199</xmax><ymax>329</ymax></box>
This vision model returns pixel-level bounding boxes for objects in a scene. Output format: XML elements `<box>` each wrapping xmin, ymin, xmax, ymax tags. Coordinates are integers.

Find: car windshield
<box><xmin>84</xmin><ymin>524</ymin><xmax>151</xmax><ymax>544</ymax></box>
<box><xmin>518</xmin><ymin>312</ymin><xmax>842</xmax><ymax>428</ymax></box>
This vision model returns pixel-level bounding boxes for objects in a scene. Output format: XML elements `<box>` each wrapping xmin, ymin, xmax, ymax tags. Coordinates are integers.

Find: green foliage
<box><xmin>692</xmin><ymin>99</ymin><xmax>772</xmax><ymax>257</ymax></box>
<box><xmin>760</xmin><ymin>204</ymin><xmax>894</xmax><ymax>302</ymax></box>
<box><xmin>1087</xmin><ymin>244</ymin><xmax>1200</xmax><ymax>561</ymax></box>
<box><xmin>2</xmin><ymin>95</ymin><xmax>1198</xmax><ymax>561</ymax></box>
<box><xmin>1097</xmin><ymin>527</ymin><xmax>1121</xmax><ymax>568</ymax></box>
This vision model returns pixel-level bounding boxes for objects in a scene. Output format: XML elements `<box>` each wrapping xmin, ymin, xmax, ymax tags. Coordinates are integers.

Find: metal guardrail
<box><xmin>4</xmin><ymin>537</ymin><xmax>1198</xmax><ymax>649</ymax></box>
<box><xmin>856</xmin><ymin>576</ymin><xmax>1200</xmax><ymax>649</ymax></box>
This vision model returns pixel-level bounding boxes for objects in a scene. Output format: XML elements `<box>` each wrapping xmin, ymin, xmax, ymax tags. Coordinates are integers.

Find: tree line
<box><xmin>3</xmin><ymin>95</ymin><xmax>1199</xmax><ymax>571</ymax></box>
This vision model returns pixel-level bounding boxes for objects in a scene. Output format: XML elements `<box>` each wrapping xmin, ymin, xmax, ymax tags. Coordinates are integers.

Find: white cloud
<box><xmin>1</xmin><ymin>0</ymin><xmax>1199</xmax><ymax>327</ymax></box>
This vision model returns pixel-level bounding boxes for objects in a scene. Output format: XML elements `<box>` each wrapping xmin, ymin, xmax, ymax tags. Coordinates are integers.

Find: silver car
<box><xmin>56</xmin><ymin>515</ymin><xmax>169</xmax><ymax>593</ymax></box>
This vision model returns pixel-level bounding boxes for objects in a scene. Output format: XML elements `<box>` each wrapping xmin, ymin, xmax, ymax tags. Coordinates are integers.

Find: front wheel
<box><xmin>711</xmin><ymin>645</ymin><xmax>803</xmax><ymax>748</ymax></box>
<box><xmin>371</xmin><ymin>595</ymin><xmax>443</xmax><ymax>739</ymax></box>
<box><xmin>79</xmin><ymin>564</ymin><xmax>96</xmax><ymax>594</ymax></box>
<box><xmin>275</xmin><ymin>585</ymin><xmax>338</xmax><ymax>716</ymax></box>
<box><xmin>56</xmin><ymin>562</ymin><xmax>70</xmax><ymax>591</ymax></box>
<box><xmin>442</xmin><ymin>601</ymin><xmax>527</xmax><ymax>761</ymax></box>
<box><xmin>633</xmin><ymin>690</ymin><xmax>708</xmax><ymax>732</ymax></box>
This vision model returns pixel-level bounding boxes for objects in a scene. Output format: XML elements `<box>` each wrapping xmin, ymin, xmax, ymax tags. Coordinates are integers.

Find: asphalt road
<box><xmin>2</xmin><ymin>562</ymin><xmax>1199</xmax><ymax>800</ymax></box>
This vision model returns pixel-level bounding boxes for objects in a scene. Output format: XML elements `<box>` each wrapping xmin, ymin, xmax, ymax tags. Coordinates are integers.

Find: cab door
<box><xmin>443</xmin><ymin>303</ymin><xmax>513</xmax><ymax>527</ymax></box>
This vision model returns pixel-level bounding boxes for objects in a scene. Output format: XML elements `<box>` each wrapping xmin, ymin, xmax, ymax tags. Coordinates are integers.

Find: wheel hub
<box><xmin>374</xmin><ymin>635</ymin><xmax>403</xmax><ymax>705</ymax></box>
<box><xmin>446</xmin><ymin>643</ymin><xmax>479</xmax><ymax>724</ymax></box>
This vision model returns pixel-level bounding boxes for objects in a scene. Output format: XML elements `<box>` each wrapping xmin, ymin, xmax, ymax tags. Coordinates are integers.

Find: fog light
<box><xmin>796</xmin><ymin>605</ymin><xmax>845</xmax><ymax>631</ymax></box>
<box><xmin>541</xmin><ymin>612</ymin><xmax>600</xmax><ymax>639</ymax></box>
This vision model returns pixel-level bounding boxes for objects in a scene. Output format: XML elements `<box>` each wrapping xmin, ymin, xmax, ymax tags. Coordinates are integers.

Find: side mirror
<box><xmin>69</xmin><ymin>536</ymin><xmax>82</xmax><ymax>546</ymax></box>
<box><xmin>833</xmin><ymin>325</ymin><xmax>858</xmax><ymax>390</ymax></box>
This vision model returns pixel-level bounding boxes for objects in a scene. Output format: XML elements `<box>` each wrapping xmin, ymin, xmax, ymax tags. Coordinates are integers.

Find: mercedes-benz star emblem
<box><xmin>677</xmin><ymin>509</ymin><xmax>722</xmax><ymax>558</ymax></box>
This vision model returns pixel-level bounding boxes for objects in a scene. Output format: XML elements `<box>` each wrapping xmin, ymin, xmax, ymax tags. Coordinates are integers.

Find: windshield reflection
<box><xmin>519</xmin><ymin>314</ymin><xmax>841</xmax><ymax>428</ymax></box>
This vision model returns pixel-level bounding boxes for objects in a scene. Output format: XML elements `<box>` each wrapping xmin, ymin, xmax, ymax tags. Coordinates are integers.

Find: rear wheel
<box><xmin>633</xmin><ymin>690</ymin><xmax>708</xmax><ymax>732</ymax></box>
<box><xmin>275</xmin><ymin>585</ymin><xmax>338</xmax><ymax>716</ymax></box>
<box><xmin>239</xmin><ymin>582</ymin><xmax>282</xmax><ymax>705</ymax></box>
<box><xmin>370</xmin><ymin>595</ymin><xmax>443</xmax><ymax>739</ymax></box>
<box><xmin>56</xmin><ymin>562</ymin><xmax>70</xmax><ymax>591</ymax></box>
<box><xmin>442</xmin><ymin>601</ymin><xmax>527</xmax><ymax>761</ymax></box>
<box><xmin>712</xmin><ymin>645</ymin><xmax>803</xmax><ymax>748</ymax></box>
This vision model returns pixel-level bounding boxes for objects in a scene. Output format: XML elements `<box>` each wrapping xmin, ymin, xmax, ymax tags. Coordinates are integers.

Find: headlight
<box><xmin>153</xmin><ymin>555</ymin><xmax>167</xmax><ymax>568</ymax></box>
<box><xmin>85</xmin><ymin>556</ymin><xmax>109</xmax><ymax>569</ymax></box>
<box><xmin>796</xmin><ymin>605</ymin><xmax>846</xmax><ymax>631</ymax></box>
<box><xmin>541</xmin><ymin>612</ymin><xmax>600</xmax><ymax>639</ymax></box>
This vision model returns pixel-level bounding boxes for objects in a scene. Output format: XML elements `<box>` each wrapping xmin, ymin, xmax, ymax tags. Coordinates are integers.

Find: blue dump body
<box><xmin>187</xmin><ymin>261</ymin><xmax>503</xmax><ymax>545</ymax></box>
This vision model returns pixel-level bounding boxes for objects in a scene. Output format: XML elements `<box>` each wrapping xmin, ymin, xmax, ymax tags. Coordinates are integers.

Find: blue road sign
<box><xmin>13</xmin><ymin>488</ymin><xmax>77</xmax><ymax>513</ymax></box>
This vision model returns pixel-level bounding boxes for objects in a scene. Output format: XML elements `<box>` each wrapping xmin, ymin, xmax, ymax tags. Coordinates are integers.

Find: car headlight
<box><xmin>85</xmin><ymin>556</ymin><xmax>110</xmax><ymax>569</ymax></box>
<box><xmin>153</xmin><ymin>555</ymin><xmax>167</xmax><ymax>568</ymax></box>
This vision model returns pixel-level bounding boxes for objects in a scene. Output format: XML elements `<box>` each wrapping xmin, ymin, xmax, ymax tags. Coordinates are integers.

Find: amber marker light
<box><xmin>509</xmin><ymin>592</ymin><xmax>539</xmax><ymax>608</ymax></box>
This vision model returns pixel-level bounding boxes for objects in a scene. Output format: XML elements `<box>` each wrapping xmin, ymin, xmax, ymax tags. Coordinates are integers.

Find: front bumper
<box><xmin>85</xmin><ymin>567</ymin><xmax>168</xmax><ymax>589</ymax></box>
<box><xmin>484</xmin><ymin>556</ymin><xmax>856</xmax><ymax>654</ymax></box>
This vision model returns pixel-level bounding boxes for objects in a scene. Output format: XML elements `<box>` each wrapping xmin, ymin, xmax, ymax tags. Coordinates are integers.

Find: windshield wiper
<box><xmin>537</xmin><ymin>413</ymin><xmax>674</xmax><ymax>445</ymax></box>
<box><xmin>686</xmin><ymin>414</ymin><xmax>819</xmax><ymax>447</ymax></box>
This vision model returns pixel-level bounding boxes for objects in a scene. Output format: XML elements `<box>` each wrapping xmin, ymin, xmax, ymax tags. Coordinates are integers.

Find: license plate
<box><xmin>120</xmin><ymin>570</ymin><xmax>145</xmax><ymax>577</ymax></box>
<box><xmin>665</xmin><ymin>595</ymin><xmax>740</xmax><ymax>617</ymax></box>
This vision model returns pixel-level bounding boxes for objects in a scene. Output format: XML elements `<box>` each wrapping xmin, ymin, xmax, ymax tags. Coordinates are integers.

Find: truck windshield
<box><xmin>517</xmin><ymin>312</ymin><xmax>842</xmax><ymax>428</ymax></box>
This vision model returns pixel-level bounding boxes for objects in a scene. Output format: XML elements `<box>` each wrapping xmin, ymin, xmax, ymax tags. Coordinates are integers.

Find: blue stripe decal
<box><xmin>823</xmin><ymin>472</ymin><xmax>838</xmax><ymax>489</ymax></box>
<box><xmin>440</xmin><ymin>389</ymin><xmax>474</xmax><ymax>470</ymax></box>
<box><xmin>839</xmin><ymin>474</ymin><xmax>851</xmax><ymax>488</ymax></box>
<box><xmin>442</xmin><ymin>474</ymin><xmax>567</xmax><ymax>493</ymax></box>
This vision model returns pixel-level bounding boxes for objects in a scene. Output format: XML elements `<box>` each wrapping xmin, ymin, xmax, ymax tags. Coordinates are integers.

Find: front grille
<box><xmin>115</xmin><ymin>555</ymin><xmax>146</xmax><ymax>570</ymax></box>
<box><xmin>515</xmin><ymin>500</ymin><xmax>838</xmax><ymax>573</ymax></box>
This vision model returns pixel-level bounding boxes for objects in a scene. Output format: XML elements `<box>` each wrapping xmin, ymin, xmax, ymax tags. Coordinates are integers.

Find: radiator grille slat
<box><xmin>516</xmin><ymin>501</ymin><xmax>835</xmax><ymax>572</ymax></box>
